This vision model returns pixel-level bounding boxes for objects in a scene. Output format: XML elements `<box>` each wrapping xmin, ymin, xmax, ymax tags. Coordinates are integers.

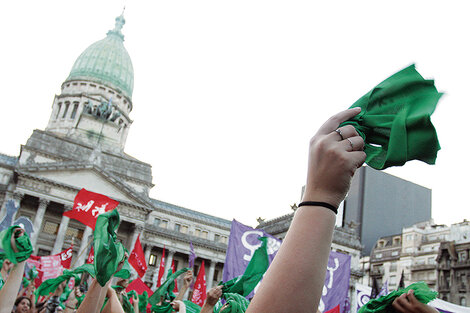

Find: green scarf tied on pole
<box><xmin>93</xmin><ymin>209</ymin><xmax>125</xmax><ymax>286</ymax></box>
<box><xmin>340</xmin><ymin>64</ymin><xmax>442</xmax><ymax>170</ymax></box>
<box><xmin>222</xmin><ymin>237</ymin><xmax>269</xmax><ymax>297</ymax></box>
<box><xmin>0</xmin><ymin>226</ymin><xmax>33</xmax><ymax>264</ymax></box>
<box><xmin>358</xmin><ymin>282</ymin><xmax>437</xmax><ymax>313</ymax></box>
<box><xmin>148</xmin><ymin>267</ymin><xmax>190</xmax><ymax>305</ymax></box>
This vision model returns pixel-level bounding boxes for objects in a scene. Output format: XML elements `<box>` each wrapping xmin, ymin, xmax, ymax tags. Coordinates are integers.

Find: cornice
<box><xmin>143</xmin><ymin>223</ymin><xmax>227</xmax><ymax>253</ymax></box>
<box><xmin>17</xmin><ymin>161</ymin><xmax>153</xmax><ymax>208</ymax></box>
<box><xmin>15</xmin><ymin>170</ymin><xmax>151</xmax><ymax>213</ymax></box>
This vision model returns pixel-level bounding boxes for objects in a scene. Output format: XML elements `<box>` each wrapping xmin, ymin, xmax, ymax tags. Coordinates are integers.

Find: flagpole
<box><xmin>71</xmin><ymin>237</ymin><xmax>93</xmax><ymax>268</ymax></box>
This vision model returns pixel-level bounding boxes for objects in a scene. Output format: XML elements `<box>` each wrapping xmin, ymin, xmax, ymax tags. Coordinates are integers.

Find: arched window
<box><xmin>55</xmin><ymin>102</ymin><xmax>62</xmax><ymax>119</ymax></box>
<box><xmin>71</xmin><ymin>102</ymin><xmax>79</xmax><ymax>119</ymax></box>
<box><xmin>461</xmin><ymin>297</ymin><xmax>466</xmax><ymax>306</ymax></box>
<box><xmin>62</xmin><ymin>102</ymin><xmax>70</xmax><ymax>118</ymax></box>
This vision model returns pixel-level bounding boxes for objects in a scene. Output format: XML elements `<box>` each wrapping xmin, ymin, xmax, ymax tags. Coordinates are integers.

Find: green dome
<box><xmin>66</xmin><ymin>15</ymin><xmax>134</xmax><ymax>99</ymax></box>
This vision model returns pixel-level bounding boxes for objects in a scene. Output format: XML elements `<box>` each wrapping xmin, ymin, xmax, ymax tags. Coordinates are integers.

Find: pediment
<box><xmin>23</xmin><ymin>166</ymin><xmax>144</xmax><ymax>205</ymax></box>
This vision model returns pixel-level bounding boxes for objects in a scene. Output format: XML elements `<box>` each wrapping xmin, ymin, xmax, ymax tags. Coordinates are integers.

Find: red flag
<box><xmin>86</xmin><ymin>246</ymin><xmax>94</xmax><ymax>264</ymax></box>
<box><xmin>125</xmin><ymin>277</ymin><xmax>153</xmax><ymax>296</ymax></box>
<box><xmin>191</xmin><ymin>260</ymin><xmax>206</xmax><ymax>307</ymax></box>
<box><xmin>129</xmin><ymin>235</ymin><xmax>147</xmax><ymax>278</ymax></box>
<box><xmin>64</xmin><ymin>189</ymin><xmax>119</xmax><ymax>230</ymax></box>
<box><xmin>157</xmin><ymin>247</ymin><xmax>166</xmax><ymax>287</ymax></box>
<box><xmin>171</xmin><ymin>259</ymin><xmax>178</xmax><ymax>292</ymax></box>
<box><xmin>55</xmin><ymin>245</ymin><xmax>73</xmax><ymax>269</ymax></box>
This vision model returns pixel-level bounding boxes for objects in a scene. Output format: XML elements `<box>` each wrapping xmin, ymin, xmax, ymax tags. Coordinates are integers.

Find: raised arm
<box><xmin>247</xmin><ymin>108</ymin><xmax>365</xmax><ymax>313</ymax></box>
<box><xmin>175</xmin><ymin>270</ymin><xmax>193</xmax><ymax>301</ymax></box>
<box><xmin>0</xmin><ymin>228</ymin><xmax>28</xmax><ymax>313</ymax></box>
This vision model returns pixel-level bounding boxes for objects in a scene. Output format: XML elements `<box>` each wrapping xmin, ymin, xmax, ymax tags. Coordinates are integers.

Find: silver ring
<box><xmin>347</xmin><ymin>138</ymin><xmax>354</xmax><ymax>150</ymax></box>
<box><xmin>335</xmin><ymin>129</ymin><xmax>344</xmax><ymax>140</ymax></box>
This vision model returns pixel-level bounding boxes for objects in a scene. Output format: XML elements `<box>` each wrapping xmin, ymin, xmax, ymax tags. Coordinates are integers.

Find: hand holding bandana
<box><xmin>340</xmin><ymin>64</ymin><xmax>442</xmax><ymax>170</ymax></box>
<box><xmin>0</xmin><ymin>226</ymin><xmax>33</xmax><ymax>264</ymax></box>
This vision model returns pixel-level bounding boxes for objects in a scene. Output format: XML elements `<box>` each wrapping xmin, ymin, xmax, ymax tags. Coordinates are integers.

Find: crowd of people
<box><xmin>0</xmin><ymin>108</ymin><xmax>440</xmax><ymax>313</ymax></box>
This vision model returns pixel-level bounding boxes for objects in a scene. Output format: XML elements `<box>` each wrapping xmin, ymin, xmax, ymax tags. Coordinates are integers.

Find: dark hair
<box><xmin>15</xmin><ymin>296</ymin><xmax>32</xmax><ymax>308</ymax></box>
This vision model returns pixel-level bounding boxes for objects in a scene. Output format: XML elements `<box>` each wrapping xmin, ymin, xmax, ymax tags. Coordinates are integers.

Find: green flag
<box><xmin>222</xmin><ymin>237</ymin><xmax>269</xmax><ymax>297</ymax></box>
<box><xmin>358</xmin><ymin>282</ymin><xmax>437</xmax><ymax>313</ymax></box>
<box><xmin>340</xmin><ymin>64</ymin><xmax>441</xmax><ymax>170</ymax></box>
<box><xmin>93</xmin><ymin>210</ymin><xmax>125</xmax><ymax>286</ymax></box>
<box><xmin>148</xmin><ymin>268</ymin><xmax>190</xmax><ymax>305</ymax></box>
<box><xmin>0</xmin><ymin>226</ymin><xmax>33</xmax><ymax>264</ymax></box>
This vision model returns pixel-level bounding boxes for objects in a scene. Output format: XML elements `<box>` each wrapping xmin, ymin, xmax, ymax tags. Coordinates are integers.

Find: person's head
<box><xmin>14</xmin><ymin>296</ymin><xmax>32</xmax><ymax>313</ymax></box>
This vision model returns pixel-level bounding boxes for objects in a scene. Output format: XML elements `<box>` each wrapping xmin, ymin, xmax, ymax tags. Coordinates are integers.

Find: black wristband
<box><xmin>298</xmin><ymin>201</ymin><xmax>338</xmax><ymax>214</ymax></box>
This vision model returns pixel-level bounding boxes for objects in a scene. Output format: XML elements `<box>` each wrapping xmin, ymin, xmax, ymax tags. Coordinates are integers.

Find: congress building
<box><xmin>0</xmin><ymin>13</ymin><xmax>363</xmax><ymax>292</ymax></box>
<box><xmin>0</xmin><ymin>14</ymin><xmax>230</xmax><ymax>290</ymax></box>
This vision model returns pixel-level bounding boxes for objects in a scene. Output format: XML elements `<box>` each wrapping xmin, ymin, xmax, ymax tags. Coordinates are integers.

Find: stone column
<box><xmin>128</xmin><ymin>225</ymin><xmax>143</xmax><ymax>251</ymax></box>
<box><xmin>144</xmin><ymin>244</ymin><xmax>151</xmax><ymax>264</ymax></box>
<box><xmin>51</xmin><ymin>205</ymin><xmax>72</xmax><ymax>254</ymax></box>
<box><xmin>76</xmin><ymin>226</ymin><xmax>93</xmax><ymax>266</ymax></box>
<box><xmin>31</xmin><ymin>199</ymin><xmax>49</xmax><ymax>247</ymax></box>
<box><xmin>206</xmin><ymin>261</ymin><xmax>217</xmax><ymax>290</ymax></box>
<box><xmin>165</xmin><ymin>250</ymin><xmax>175</xmax><ymax>277</ymax></box>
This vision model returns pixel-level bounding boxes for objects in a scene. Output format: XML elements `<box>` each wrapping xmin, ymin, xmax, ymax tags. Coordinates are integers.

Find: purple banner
<box><xmin>223</xmin><ymin>220</ymin><xmax>351</xmax><ymax>309</ymax></box>
<box><xmin>222</xmin><ymin>219</ymin><xmax>281</xmax><ymax>282</ymax></box>
<box><xmin>320</xmin><ymin>251</ymin><xmax>351</xmax><ymax>313</ymax></box>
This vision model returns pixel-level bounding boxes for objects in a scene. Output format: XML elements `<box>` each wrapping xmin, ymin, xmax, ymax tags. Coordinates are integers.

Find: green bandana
<box><xmin>36</xmin><ymin>263</ymin><xmax>95</xmax><ymax>296</ymax></box>
<box><xmin>121</xmin><ymin>291</ymin><xmax>135</xmax><ymax>313</ymax></box>
<box><xmin>148</xmin><ymin>268</ymin><xmax>190</xmax><ymax>305</ymax></box>
<box><xmin>214</xmin><ymin>293</ymin><xmax>250</xmax><ymax>313</ymax></box>
<box><xmin>340</xmin><ymin>64</ymin><xmax>441</xmax><ymax>170</ymax></box>
<box><xmin>115</xmin><ymin>259</ymin><xmax>132</xmax><ymax>279</ymax></box>
<box><xmin>137</xmin><ymin>291</ymin><xmax>150</xmax><ymax>312</ymax></box>
<box><xmin>222</xmin><ymin>237</ymin><xmax>269</xmax><ymax>297</ymax></box>
<box><xmin>151</xmin><ymin>302</ymin><xmax>174</xmax><ymax>313</ymax></box>
<box><xmin>0</xmin><ymin>226</ymin><xmax>33</xmax><ymax>264</ymax></box>
<box><xmin>358</xmin><ymin>282</ymin><xmax>437</xmax><ymax>313</ymax></box>
<box><xmin>183</xmin><ymin>300</ymin><xmax>202</xmax><ymax>313</ymax></box>
<box><xmin>93</xmin><ymin>210</ymin><xmax>125</xmax><ymax>286</ymax></box>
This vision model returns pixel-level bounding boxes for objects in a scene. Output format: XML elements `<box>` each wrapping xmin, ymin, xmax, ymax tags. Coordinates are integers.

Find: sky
<box><xmin>1</xmin><ymin>1</ymin><xmax>469</xmax><ymax>227</ymax></box>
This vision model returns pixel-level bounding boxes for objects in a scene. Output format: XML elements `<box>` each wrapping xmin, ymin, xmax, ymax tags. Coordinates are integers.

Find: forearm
<box><xmin>0</xmin><ymin>261</ymin><xmax>26</xmax><ymax>313</ymax></box>
<box><xmin>200</xmin><ymin>303</ymin><xmax>216</xmax><ymax>313</ymax></box>
<box><xmin>175</xmin><ymin>285</ymin><xmax>189</xmax><ymax>301</ymax></box>
<box><xmin>77</xmin><ymin>279</ymin><xmax>110</xmax><ymax>313</ymax></box>
<box><xmin>102</xmin><ymin>292</ymin><xmax>125</xmax><ymax>313</ymax></box>
<box><xmin>247</xmin><ymin>206</ymin><xmax>335</xmax><ymax>313</ymax></box>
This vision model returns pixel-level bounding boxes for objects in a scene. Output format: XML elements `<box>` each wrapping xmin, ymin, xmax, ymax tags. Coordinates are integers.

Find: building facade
<box><xmin>436</xmin><ymin>220</ymin><xmax>470</xmax><ymax>305</ymax></box>
<box><xmin>365</xmin><ymin>220</ymin><xmax>448</xmax><ymax>292</ymax></box>
<box><xmin>0</xmin><ymin>14</ymin><xmax>230</xmax><ymax>290</ymax></box>
<box><xmin>342</xmin><ymin>166</ymin><xmax>432</xmax><ymax>256</ymax></box>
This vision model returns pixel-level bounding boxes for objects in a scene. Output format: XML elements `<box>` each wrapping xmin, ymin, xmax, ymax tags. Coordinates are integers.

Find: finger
<box><xmin>349</xmin><ymin>151</ymin><xmax>367</xmax><ymax>168</ymax></box>
<box><xmin>341</xmin><ymin>136</ymin><xmax>365</xmax><ymax>152</ymax></box>
<box><xmin>406</xmin><ymin>290</ymin><xmax>420</xmax><ymax>305</ymax></box>
<box><xmin>333</xmin><ymin>125</ymin><xmax>359</xmax><ymax>141</ymax></box>
<box><xmin>392</xmin><ymin>299</ymin><xmax>408</xmax><ymax>313</ymax></box>
<box><xmin>318</xmin><ymin>107</ymin><xmax>361</xmax><ymax>135</ymax></box>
